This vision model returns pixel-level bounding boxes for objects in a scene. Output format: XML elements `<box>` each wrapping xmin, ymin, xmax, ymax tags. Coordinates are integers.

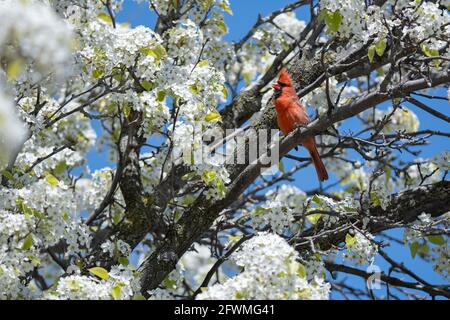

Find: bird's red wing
<box><xmin>287</xmin><ymin>99</ymin><xmax>310</xmax><ymax>126</ymax></box>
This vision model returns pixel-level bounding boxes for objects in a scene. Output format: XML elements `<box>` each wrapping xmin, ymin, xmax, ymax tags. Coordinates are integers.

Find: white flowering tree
<box><xmin>0</xmin><ymin>0</ymin><xmax>449</xmax><ymax>300</ymax></box>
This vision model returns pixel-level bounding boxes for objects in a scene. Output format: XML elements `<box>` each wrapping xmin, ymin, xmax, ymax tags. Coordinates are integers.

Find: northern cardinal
<box><xmin>273</xmin><ymin>68</ymin><xmax>329</xmax><ymax>182</ymax></box>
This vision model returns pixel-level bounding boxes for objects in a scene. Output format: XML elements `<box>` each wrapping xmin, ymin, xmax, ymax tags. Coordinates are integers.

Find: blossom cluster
<box><xmin>403</xmin><ymin>212</ymin><xmax>449</xmax><ymax>280</ymax></box>
<box><xmin>0</xmin><ymin>0</ymin><xmax>73</xmax><ymax>167</ymax></box>
<box><xmin>365</xmin><ymin>106</ymin><xmax>420</xmax><ymax>135</ymax></box>
<box><xmin>251</xmin><ymin>185</ymin><xmax>307</xmax><ymax>234</ymax></box>
<box><xmin>253</xmin><ymin>13</ymin><xmax>306</xmax><ymax>55</ymax></box>
<box><xmin>197</xmin><ymin>233</ymin><xmax>331</xmax><ymax>300</ymax></box>
<box><xmin>319</xmin><ymin>0</ymin><xmax>366</xmax><ymax>39</ymax></box>
<box><xmin>302</xmin><ymin>77</ymin><xmax>360</xmax><ymax>116</ymax></box>
<box><xmin>343</xmin><ymin>230</ymin><xmax>378</xmax><ymax>265</ymax></box>
<box><xmin>306</xmin><ymin>193</ymin><xmax>360</xmax><ymax>227</ymax></box>
<box><xmin>45</xmin><ymin>265</ymin><xmax>140</xmax><ymax>300</ymax></box>
<box><xmin>431</xmin><ymin>243</ymin><xmax>449</xmax><ymax>280</ymax></box>
<box><xmin>0</xmin><ymin>178</ymin><xmax>92</xmax><ymax>298</ymax></box>
<box><xmin>0</xmin><ymin>0</ymin><xmax>73</xmax><ymax>86</ymax></box>
<box><xmin>319</xmin><ymin>0</ymin><xmax>450</xmax><ymax>46</ymax></box>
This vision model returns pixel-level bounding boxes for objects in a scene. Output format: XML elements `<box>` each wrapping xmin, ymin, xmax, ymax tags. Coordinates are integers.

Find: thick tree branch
<box><xmin>406</xmin><ymin>96</ymin><xmax>450</xmax><ymax>123</ymax></box>
<box><xmin>296</xmin><ymin>180</ymin><xmax>450</xmax><ymax>252</ymax></box>
<box><xmin>325</xmin><ymin>262</ymin><xmax>450</xmax><ymax>299</ymax></box>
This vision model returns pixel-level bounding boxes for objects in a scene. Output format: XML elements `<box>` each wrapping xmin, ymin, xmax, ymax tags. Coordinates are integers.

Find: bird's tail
<box><xmin>304</xmin><ymin>138</ymin><xmax>328</xmax><ymax>182</ymax></box>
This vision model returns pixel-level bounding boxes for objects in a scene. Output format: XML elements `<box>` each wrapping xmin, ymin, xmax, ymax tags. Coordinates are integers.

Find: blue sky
<box><xmin>92</xmin><ymin>1</ymin><xmax>449</xmax><ymax>299</ymax></box>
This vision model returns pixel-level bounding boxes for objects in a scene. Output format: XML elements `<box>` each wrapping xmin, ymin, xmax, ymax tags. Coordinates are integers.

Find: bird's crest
<box><xmin>278</xmin><ymin>68</ymin><xmax>294</xmax><ymax>87</ymax></box>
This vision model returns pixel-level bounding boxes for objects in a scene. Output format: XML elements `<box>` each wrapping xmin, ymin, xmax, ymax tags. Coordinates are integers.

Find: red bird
<box><xmin>273</xmin><ymin>68</ymin><xmax>329</xmax><ymax>182</ymax></box>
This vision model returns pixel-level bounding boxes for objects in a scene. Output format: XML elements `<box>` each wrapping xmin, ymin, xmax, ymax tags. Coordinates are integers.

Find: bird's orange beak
<box><xmin>272</xmin><ymin>83</ymin><xmax>281</xmax><ymax>90</ymax></box>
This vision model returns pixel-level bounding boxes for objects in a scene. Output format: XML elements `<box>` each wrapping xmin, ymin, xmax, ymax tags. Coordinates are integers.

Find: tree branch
<box><xmin>325</xmin><ymin>262</ymin><xmax>450</xmax><ymax>299</ymax></box>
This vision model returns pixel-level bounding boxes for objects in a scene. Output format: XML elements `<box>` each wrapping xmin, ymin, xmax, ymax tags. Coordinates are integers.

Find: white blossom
<box><xmin>344</xmin><ymin>230</ymin><xmax>378</xmax><ymax>265</ymax></box>
<box><xmin>197</xmin><ymin>233</ymin><xmax>331</xmax><ymax>300</ymax></box>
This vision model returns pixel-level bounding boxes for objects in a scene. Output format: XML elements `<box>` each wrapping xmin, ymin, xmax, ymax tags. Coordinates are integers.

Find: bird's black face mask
<box><xmin>272</xmin><ymin>82</ymin><xmax>285</xmax><ymax>98</ymax></box>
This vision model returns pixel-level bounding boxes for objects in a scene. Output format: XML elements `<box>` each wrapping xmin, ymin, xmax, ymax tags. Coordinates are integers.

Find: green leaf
<box><xmin>375</xmin><ymin>38</ymin><xmax>387</xmax><ymax>57</ymax></box>
<box><xmin>200</xmin><ymin>0</ymin><xmax>214</xmax><ymax>9</ymax></box>
<box><xmin>118</xmin><ymin>257</ymin><xmax>129</xmax><ymax>267</ymax></box>
<box><xmin>189</xmin><ymin>84</ymin><xmax>200</xmax><ymax>95</ymax></box>
<box><xmin>6</xmin><ymin>59</ymin><xmax>24</xmax><ymax>81</ymax></box>
<box><xmin>278</xmin><ymin>160</ymin><xmax>285</xmax><ymax>173</ymax></box>
<box><xmin>227</xmin><ymin>234</ymin><xmax>242</xmax><ymax>244</ymax></box>
<box><xmin>112</xmin><ymin>67</ymin><xmax>123</xmax><ymax>82</ymax></box>
<box><xmin>311</xmin><ymin>195</ymin><xmax>322</xmax><ymax>204</ymax></box>
<box><xmin>243</xmin><ymin>72</ymin><xmax>252</xmax><ymax>85</ymax></box>
<box><xmin>156</xmin><ymin>91</ymin><xmax>166</xmax><ymax>102</ymax></box>
<box><xmin>216</xmin><ymin>179</ymin><xmax>226</xmax><ymax>197</ymax></box>
<box><xmin>1</xmin><ymin>170</ymin><xmax>14</xmax><ymax>182</ymax></box>
<box><xmin>182</xmin><ymin>195</ymin><xmax>195</xmax><ymax>206</ymax></box>
<box><xmin>29</xmin><ymin>255</ymin><xmax>40</xmax><ymax>267</ymax></box>
<box><xmin>45</xmin><ymin>172</ymin><xmax>59</xmax><ymax>187</ymax></box>
<box><xmin>317</xmin><ymin>10</ymin><xmax>327</xmax><ymax>23</ymax></box>
<box><xmin>92</xmin><ymin>69</ymin><xmax>104</xmax><ymax>79</ymax></box>
<box><xmin>421</xmin><ymin>44</ymin><xmax>439</xmax><ymax>57</ymax></box>
<box><xmin>427</xmin><ymin>235</ymin><xmax>445</xmax><ymax>246</ymax></box>
<box><xmin>219</xmin><ymin>1</ymin><xmax>233</xmax><ymax>15</ymax></box>
<box><xmin>88</xmin><ymin>267</ymin><xmax>110</xmax><ymax>280</ymax></box>
<box><xmin>112</xmin><ymin>213</ymin><xmax>121</xmax><ymax>225</ymax></box>
<box><xmin>345</xmin><ymin>233</ymin><xmax>356</xmax><ymax>247</ymax></box>
<box><xmin>22</xmin><ymin>234</ymin><xmax>33</xmax><ymax>250</ymax></box>
<box><xmin>17</xmin><ymin>198</ymin><xmax>40</xmax><ymax>219</ymax></box>
<box><xmin>111</xmin><ymin>285</ymin><xmax>121</xmax><ymax>300</ymax></box>
<box><xmin>140</xmin><ymin>45</ymin><xmax>167</xmax><ymax>63</ymax></box>
<box><xmin>325</xmin><ymin>10</ymin><xmax>343</xmax><ymax>33</ymax></box>
<box><xmin>253</xmin><ymin>206</ymin><xmax>267</xmax><ymax>217</ymax></box>
<box><xmin>202</xmin><ymin>170</ymin><xmax>217</xmax><ymax>184</ymax></box>
<box><xmin>368</xmin><ymin>45</ymin><xmax>376</xmax><ymax>63</ymax></box>
<box><xmin>139</xmin><ymin>47</ymin><xmax>152</xmax><ymax>57</ymax></box>
<box><xmin>204</xmin><ymin>111</ymin><xmax>222</xmax><ymax>122</ymax></box>
<box><xmin>297</xmin><ymin>263</ymin><xmax>306</xmax><ymax>278</ymax></box>
<box><xmin>385</xmin><ymin>167</ymin><xmax>392</xmax><ymax>186</ymax></box>
<box><xmin>216</xmin><ymin>19</ymin><xmax>228</xmax><ymax>34</ymax></box>
<box><xmin>163</xmin><ymin>277</ymin><xmax>177</xmax><ymax>289</ymax></box>
<box><xmin>221</xmin><ymin>85</ymin><xmax>229</xmax><ymax>99</ymax></box>
<box><xmin>143</xmin><ymin>195</ymin><xmax>155</xmax><ymax>205</ymax></box>
<box><xmin>181</xmin><ymin>172</ymin><xmax>196</xmax><ymax>181</ymax></box>
<box><xmin>418</xmin><ymin>243</ymin><xmax>430</xmax><ymax>256</ymax></box>
<box><xmin>141</xmin><ymin>80</ymin><xmax>153</xmax><ymax>91</ymax></box>
<box><xmin>98</xmin><ymin>12</ymin><xmax>113</xmax><ymax>24</ymax></box>
<box><xmin>370</xmin><ymin>191</ymin><xmax>381</xmax><ymax>207</ymax></box>
<box><xmin>132</xmin><ymin>295</ymin><xmax>146</xmax><ymax>300</ymax></box>
<box><xmin>410</xmin><ymin>241</ymin><xmax>419</xmax><ymax>258</ymax></box>
<box><xmin>197</xmin><ymin>60</ymin><xmax>210</xmax><ymax>68</ymax></box>
<box><xmin>152</xmin><ymin>44</ymin><xmax>167</xmax><ymax>59</ymax></box>
<box><xmin>113</xmin><ymin>74</ymin><xmax>123</xmax><ymax>82</ymax></box>
<box><xmin>123</xmin><ymin>104</ymin><xmax>131</xmax><ymax>119</ymax></box>
<box><xmin>54</xmin><ymin>162</ymin><xmax>67</xmax><ymax>175</ymax></box>
<box><xmin>307</xmin><ymin>214</ymin><xmax>322</xmax><ymax>225</ymax></box>
<box><xmin>287</xmin><ymin>261</ymin><xmax>300</xmax><ymax>275</ymax></box>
